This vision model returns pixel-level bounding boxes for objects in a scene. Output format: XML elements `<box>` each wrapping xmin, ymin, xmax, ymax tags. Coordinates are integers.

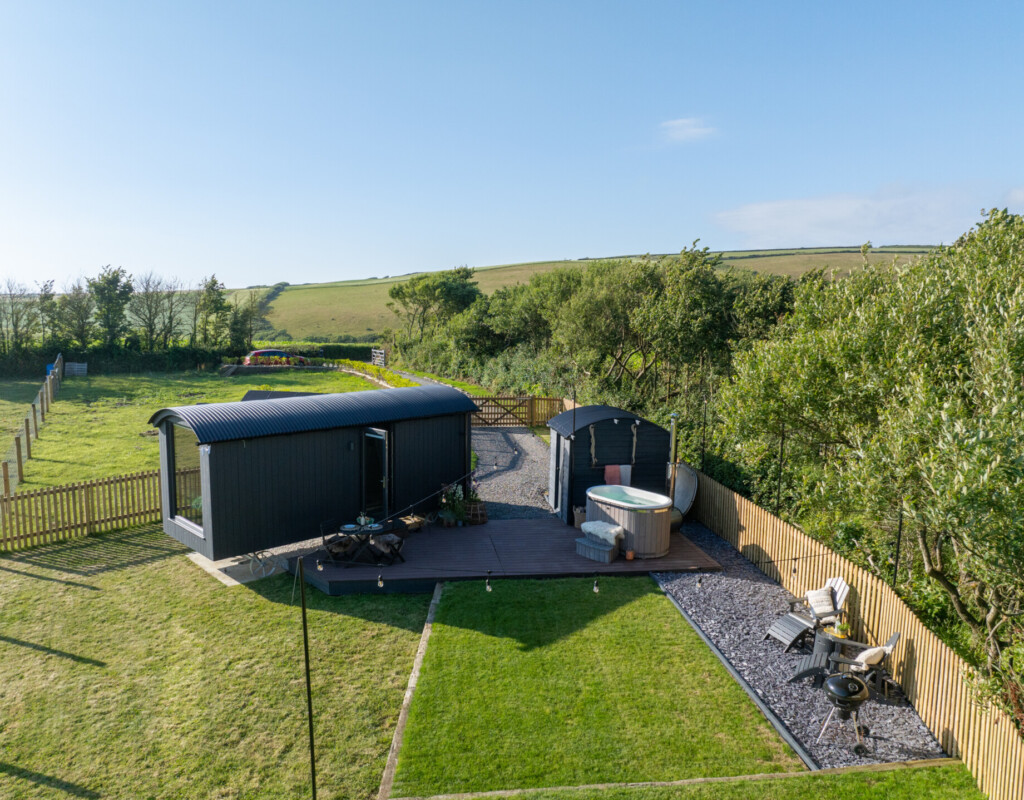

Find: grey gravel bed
<box><xmin>656</xmin><ymin>523</ymin><xmax>946</xmax><ymax>769</ymax></box>
<box><xmin>471</xmin><ymin>427</ymin><xmax>555</xmax><ymax>519</ymax></box>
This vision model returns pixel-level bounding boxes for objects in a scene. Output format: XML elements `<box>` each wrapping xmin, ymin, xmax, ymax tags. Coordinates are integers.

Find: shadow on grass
<box><xmin>244</xmin><ymin>571</ymin><xmax>430</xmax><ymax>634</ymax></box>
<box><xmin>0</xmin><ymin>762</ymin><xmax>100</xmax><ymax>799</ymax></box>
<box><xmin>2</xmin><ymin>524</ymin><xmax>187</xmax><ymax>576</ymax></box>
<box><xmin>0</xmin><ymin>563</ymin><xmax>101</xmax><ymax>590</ymax></box>
<box><xmin>0</xmin><ymin>635</ymin><xmax>106</xmax><ymax>667</ymax></box>
<box><xmin>433</xmin><ymin>575</ymin><xmax>660</xmax><ymax>651</ymax></box>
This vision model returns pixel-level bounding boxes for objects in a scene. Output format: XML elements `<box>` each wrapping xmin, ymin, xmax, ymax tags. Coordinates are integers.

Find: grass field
<box><xmin>18</xmin><ymin>370</ymin><xmax>375</xmax><ymax>489</ymax></box>
<box><xmin>492</xmin><ymin>763</ymin><xmax>984</xmax><ymax>800</ymax></box>
<box><xmin>392</xmin><ymin>577</ymin><xmax>803</xmax><ymax>796</ymax></box>
<box><xmin>248</xmin><ymin>248</ymin><xmax>932</xmax><ymax>340</ymax></box>
<box><xmin>0</xmin><ymin>378</ymin><xmax>46</xmax><ymax>444</ymax></box>
<box><xmin>0</xmin><ymin>524</ymin><xmax>431</xmax><ymax>800</ymax></box>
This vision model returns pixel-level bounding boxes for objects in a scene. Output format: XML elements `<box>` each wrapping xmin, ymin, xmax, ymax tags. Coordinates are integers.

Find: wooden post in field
<box><xmin>32</xmin><ymin>403</ymin><xmax>39</xmax><ymax>436</ymax></box>
<box><xmin>23</xmin><ymin>420</ymin><xmax>31</xmax><ymax>458</ymax></box>
<box><xmin>2</xmin><ymin>461</ymin><xmax>10</xmax><ymax>497</ymax></box>
<box><xmin>15</xmin><ymin>435</ymin><xmax>24</xmax><ymax>481</ymax></box>
<box><xmin>39</xmin><ymin>390</ymin><xmax>46</xmax><ymax>421</ymax></box>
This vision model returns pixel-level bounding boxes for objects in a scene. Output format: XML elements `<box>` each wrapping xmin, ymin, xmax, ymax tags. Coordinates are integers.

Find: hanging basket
<box><xmin>465</xmin><ymin>501</ymin><xmax>488</xmax><ymax>525</ymax></box>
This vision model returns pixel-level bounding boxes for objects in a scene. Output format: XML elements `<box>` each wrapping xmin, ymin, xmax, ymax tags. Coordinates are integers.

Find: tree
<box><xmin>88</xmin><ymin>266</ymin><xmax>134</xmax><ymax>348</ymax></box>
<box><xmin>56</xmin><ymin>280</ymin><xmax>97</xmax><ymax>349</ymax></box>
<box><xmin>196</xmin><ymin>276</ymin><xmax>230</xmax><ymax>347</ymax></box>
<box><xmin>128</xmin><ymin>272</ymin><xmax>167</xmax><ymax>350</ymax></box>
<box><xmin>36</xmin><ymin>280</ymin><xmax>58</xmax><ymax>344</ymax></box>
<box><xmin>0</xmin><ymin>279</ymin><xmax>36</xmax><ymax>353</ymax></box>
<box><xmin>387</xmin><ymin>267</ymin><xmax>480</xmax><ymax>341</ymax></box>
<box><xmin>717</xmin><ymin>210</ymin><xmax>1024</xmax><ymax>723</ymax></box>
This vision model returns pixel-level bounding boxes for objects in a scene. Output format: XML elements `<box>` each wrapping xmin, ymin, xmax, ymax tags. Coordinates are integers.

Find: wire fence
<box><xmin>0</xmin><ymin>354</ymin><xmax>64</xmax><ymax>497</ymax></box>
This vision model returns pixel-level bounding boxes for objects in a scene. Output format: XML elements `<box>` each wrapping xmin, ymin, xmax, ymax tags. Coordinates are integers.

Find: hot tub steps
<box><xmin>575</xmin><ymin>537</ymin><xmax>618</xmax><ymax>564</ymax></box>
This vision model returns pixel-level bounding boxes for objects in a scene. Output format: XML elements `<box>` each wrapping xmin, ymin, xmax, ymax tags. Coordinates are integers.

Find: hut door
<box><xmin>362</xmin><ymin>428</ymin><xmax>388</xmax><ymax>518</ymax></box>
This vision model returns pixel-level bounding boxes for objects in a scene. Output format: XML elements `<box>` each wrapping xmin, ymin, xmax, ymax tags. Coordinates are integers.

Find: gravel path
<box><xmin>471</xmin><ymin>427</ymin><xmax>555</xmax><ymax>519</ymax></box>
<box><xmin>656</xmin><ymin>523</ymin><xmax>946</xmax><ymax>769</ymax></box>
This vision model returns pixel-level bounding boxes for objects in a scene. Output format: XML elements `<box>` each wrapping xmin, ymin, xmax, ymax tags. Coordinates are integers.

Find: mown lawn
<box><xmin>392</xmin><ymin>577</ymin><xmax>803</xmax><ymax>796</ymax></box>
<box><xmin>498</xmin><ymin>762</ymin><xmax>983</xmax><ymax>799</ymax></box>
<box><xmin>0</xmin><ymin>524</ymin><xmax>431</xmax><ymax>800</ymax></box>
<box><xmin>0</xmin><ymin>377</ymin><xmax>46</xmax><ymax>442</ymax></box>
<box><xmin>18</xmin><ymin>370</ymin><xmax>375</xmax><ymax>488</ymax></box>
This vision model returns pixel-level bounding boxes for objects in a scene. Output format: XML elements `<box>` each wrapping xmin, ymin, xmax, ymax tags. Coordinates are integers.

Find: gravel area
<box><xmin>471</xmin><ymin>427</ymin><xmax>556</xmax><ymax>519</ymax></box>
<box><xmin>655</xmin><ymin>522</ymin><xmax>947</xmax><ymax>769</ymax></box>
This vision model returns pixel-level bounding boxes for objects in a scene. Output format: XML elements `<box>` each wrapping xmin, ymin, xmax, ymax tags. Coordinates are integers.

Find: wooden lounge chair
<box><xmin>791</xmin><ymin>576</ymin><xmax>850</xmax><ymax>627</ymax></box>
<box><xmin>764</xmin><ymin>612</ymin><xmax>815</xmax><ymax>652</ymax></box>
<box><xmin>828</xmin><ymin>632</ymin><xmax>901</xmax><ymax>698</ymax></box>
<box><xmin>765</xmin><ymin>576</ymin><xmax>850</xmax><ymax>652</ymax></box>
<box><xmin>788</xmin><ymin>632</ymin><xmax>835</xmax><ymax>686</ymax></box>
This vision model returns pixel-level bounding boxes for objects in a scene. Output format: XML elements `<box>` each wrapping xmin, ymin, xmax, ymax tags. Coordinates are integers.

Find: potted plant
<box><xmin>438</xmin><ymin>509</ymin><xmax>457</xmax><ymax>528</ymax></box>
<box><xmin>440</xmin><ymin>483</ymin><xmax>467</xmax><ymax>527</ymax></box>
<box><xmin>834</xmin><ymin>621</ymin><xmax>851</xmax><ymax>639</ymax></box>
<box><xmin>464</xmin><ymin>482</ymin><xmax>487</xmax><ymax>525</ymax></box>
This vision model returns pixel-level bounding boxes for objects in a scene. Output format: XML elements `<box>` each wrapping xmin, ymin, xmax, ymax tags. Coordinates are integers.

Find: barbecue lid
<box><xmin>825</xmin><ymin>674</ymin><xmax>869</xmax><ymax>702</ymax></box>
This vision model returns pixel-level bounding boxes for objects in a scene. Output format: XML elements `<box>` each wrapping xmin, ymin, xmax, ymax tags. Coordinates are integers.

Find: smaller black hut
<box><xmin>148</xmin><ymin>385</ymin><xmax>477</xmax><ymax>560</ymax></box>
<box><xmin>547</xmin><ymin>405</ymin><xmax>670</xmax><ymax>523</ymax></box>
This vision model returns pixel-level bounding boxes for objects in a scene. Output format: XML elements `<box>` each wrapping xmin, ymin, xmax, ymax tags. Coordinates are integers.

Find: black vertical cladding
<box><xmin>568</xmin><ymin>420</ymin><xmax>670</xmax><ymax>510</ymax></box>
<box><xmin>149</xmin><ymin>387</ymin><xmax>478</xmax><ymax>560</ymax></box>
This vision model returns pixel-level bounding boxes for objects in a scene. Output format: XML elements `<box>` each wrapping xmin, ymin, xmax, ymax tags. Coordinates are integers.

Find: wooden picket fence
<box><xmin>0</xmin><ymin>468</ymin><xmax>200</xmax><ymax>551</ymax></box>
<box><xmin>469</xmin><ymin>396</ymin><xmax>564</xmax><ymax>427</ymax></box>
<box><xmin>693</xmin><ymin>472</ymin><xmax>1024</xmax><ymax>800</ymax></box>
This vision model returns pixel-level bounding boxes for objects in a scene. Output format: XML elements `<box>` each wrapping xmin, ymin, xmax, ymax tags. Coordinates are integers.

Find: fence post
<box><xmin>23</xmin><ymin>419</ymin><xmax>32</xmax><ymax>458</ymax></box>
<box><xmin>15</xmin><ymin>435</ymin><xmax>24</xmax><ymax>481</ymax></box>
<box><xmin>32</xmin><ymin>403</ymin><xmax>39</xmax><ymax>437</ymax></box>
<box><xmin>84</xmin><ymin>483</ymin><xmax>93</xmax><ymax>535</ymax></box>
<box><xmin>39</xmin><ymin>391</ymin><xmax>46</xmax><ymax>421</ymax></box>
<box><xmin>2</xmin><ymin>461</ymin><xmax>9</xmax><ymax>497</ymax></box>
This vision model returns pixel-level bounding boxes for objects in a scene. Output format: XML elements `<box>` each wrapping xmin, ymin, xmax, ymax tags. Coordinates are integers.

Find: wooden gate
<box><xmin>470</xmin><ymin>396</ymin><xmax>563</xmax><ymax>427</ymax></box>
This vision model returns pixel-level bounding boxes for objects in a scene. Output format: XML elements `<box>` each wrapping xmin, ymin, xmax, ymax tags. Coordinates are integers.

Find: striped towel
<box><xmin>604</xmin><ymin>464</ymin><xmax>621</xmax><ymax>485</ymax></box>
<box><xmin>619</xmin><ymin>465</ymin><xmax>632</xmax><ymax>486</ymax></box>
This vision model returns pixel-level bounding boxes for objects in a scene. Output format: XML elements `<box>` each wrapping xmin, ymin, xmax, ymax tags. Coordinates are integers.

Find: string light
<box><xmin>377</xmin><ymin>574</ymin><xmax>384</xmax><ymax>588</ymax></box>
<box><xmin>697</xmin><ymin>575</ymin><xmax>703</xmax><ymax>589</ymax></box>
<box><xmin>316</xmin><ymin>559</ymin><xmax>324</xmax><ymax>572</ymax></box>
<box><xmin>486</xmin><ymin>570</ymin><xmax>493</xmax><ymax>592</ymax></box>
<box><xmin>792</xmin><ymin>558</ymin><xmax>798</xmax><ymax>575</ymax></box>
<box><xmin>593</xmin><ymin>578</ymin><xmax>600</xmax><ymax>594</ymax></box>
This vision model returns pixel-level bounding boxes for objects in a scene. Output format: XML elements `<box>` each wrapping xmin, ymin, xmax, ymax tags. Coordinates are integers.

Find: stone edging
<box><xmin>378</xmin><ymin>581</ymin><xmax>445</xmax><ymax>799</ymax></box>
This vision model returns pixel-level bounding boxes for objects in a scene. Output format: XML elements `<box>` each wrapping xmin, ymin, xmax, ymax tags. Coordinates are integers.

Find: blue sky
<box><xmin>2</xmin><ymin>1</ymin><xmax>1022</xmax><ymax>288</ymax></box>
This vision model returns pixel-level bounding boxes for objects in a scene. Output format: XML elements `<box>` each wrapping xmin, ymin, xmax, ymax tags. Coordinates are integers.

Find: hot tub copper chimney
<box><xmin>668</xmin><ymin>412</ymin><xmax>679</xmax><ymax>505</ymax></box>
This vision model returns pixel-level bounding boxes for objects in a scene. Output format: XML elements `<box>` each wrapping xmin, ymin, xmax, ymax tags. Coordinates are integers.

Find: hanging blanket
<box><xmin>604</xmin><ymin>464</ymin><xmax>621</xmax><ymax>485</ymax></box>
<box><xmin>619</xmin><ymin>465</ymin><xmax>632</xmax><ymax>486</ymax></box>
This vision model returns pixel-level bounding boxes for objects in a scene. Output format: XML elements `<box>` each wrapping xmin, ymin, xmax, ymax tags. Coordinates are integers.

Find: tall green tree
<box><xmin>717</xmin><ymin>210</ymin><xmax>1024</xmax><ymax>722</ymax></box>
<box><xmin>36</xmin><ymin>279</ymin><xmax>58</xmax><ymax>344</ymax></box>
<box><xmin>196</xmin><ymin>275</ymin><xmax>230</xmax><ymax>347</ymax></box>
<box><xmin>88</xmin><ymin>266</ymin><xmax>134</xmax><ymax>348</ymax></box>
<box><xmin>387</xmin><ymin>267</ymin><xmax>480</xmax><ymax>341</ymax></box>
<box><xmin>56</xmin><ymin>280</ymin><xmax>97</xmax><ymax>349</ymax></box>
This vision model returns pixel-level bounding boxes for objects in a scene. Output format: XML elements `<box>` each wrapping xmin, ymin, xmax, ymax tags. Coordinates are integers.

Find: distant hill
<box><xmin>234</xmin><ymin>246</ymin><xmax>932</xmax><ymax>341</ymax></box>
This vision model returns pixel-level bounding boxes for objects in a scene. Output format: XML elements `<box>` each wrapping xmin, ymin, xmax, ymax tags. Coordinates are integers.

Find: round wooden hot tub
<box><xmin>585</xmin><ymin>485</ymin><xmax>673</xmax><ymax>558</ymax></box>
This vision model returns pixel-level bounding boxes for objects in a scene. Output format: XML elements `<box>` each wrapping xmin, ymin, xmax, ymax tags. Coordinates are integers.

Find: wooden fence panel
<box><xmin>692</xmin><ymin>471</ymin><xmax>1024</xmax><ymax>800</ymax></box>
<box><xmin>0</xmin><ymin>470</ymin><xmax>163</xmax><ymax>551</ymax></box>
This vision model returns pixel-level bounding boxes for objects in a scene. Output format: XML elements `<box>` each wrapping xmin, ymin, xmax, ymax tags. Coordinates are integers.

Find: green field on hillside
<box><xmin>250</xmin><ymin>248</ymin><xmax>931</xmax><ymax>340</ymax></box>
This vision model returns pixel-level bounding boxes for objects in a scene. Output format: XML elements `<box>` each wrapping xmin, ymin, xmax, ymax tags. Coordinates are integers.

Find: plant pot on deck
<box><xmin>465</xmin><ymin>500</ymin><xmax>488</xmax><ymax>525</ymax></box>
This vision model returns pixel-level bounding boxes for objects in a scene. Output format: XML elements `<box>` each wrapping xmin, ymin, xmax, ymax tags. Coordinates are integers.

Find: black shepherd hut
<box><xmin>547</xmin><ymin>405</ymin><xmax>670</xmax><ymax>523</ymax></box>
<box><xmin>148</xmin><ymin>385</ymin><xmax>477</xmax><ymax>561</ymax></box>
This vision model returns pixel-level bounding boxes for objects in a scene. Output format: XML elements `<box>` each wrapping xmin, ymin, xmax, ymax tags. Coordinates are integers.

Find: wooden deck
<box><xmin>296</xmin><ymin>516</ymin><xmax>720</xmax><ymax>595</ymax></box>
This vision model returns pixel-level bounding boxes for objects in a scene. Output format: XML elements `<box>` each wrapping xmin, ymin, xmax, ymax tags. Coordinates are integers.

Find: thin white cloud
<box><xmin>659</xmin><ymin>117</ymin><xmax>715</xmax><ymax>143</ymax></box>
<box><xmin>714</xmin><ymin>186</ymin><xmax>982</xmax><ymax>247</ymax></box>
<box><xmin>1006</xmin><ymin>188</ymin><xmax>1024</xmax><ymax>208</ymax></box>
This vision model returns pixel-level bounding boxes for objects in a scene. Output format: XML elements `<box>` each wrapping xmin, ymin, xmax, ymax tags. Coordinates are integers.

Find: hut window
<box><xmin>171</xmin><ymin>424</ymin><xmax>204</xmax><ymax>530</ymax></box>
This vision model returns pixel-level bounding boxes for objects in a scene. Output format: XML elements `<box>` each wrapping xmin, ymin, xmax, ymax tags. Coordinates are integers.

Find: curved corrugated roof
<box><xmin>547</xmin><ymin>404</ymin><xmax>644</xmax><ymax>437</ymax></box>
<box><xmin>149</xmin><ymin>385</ymin><xmax>478</xmax><ymax>444</ymax></box>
